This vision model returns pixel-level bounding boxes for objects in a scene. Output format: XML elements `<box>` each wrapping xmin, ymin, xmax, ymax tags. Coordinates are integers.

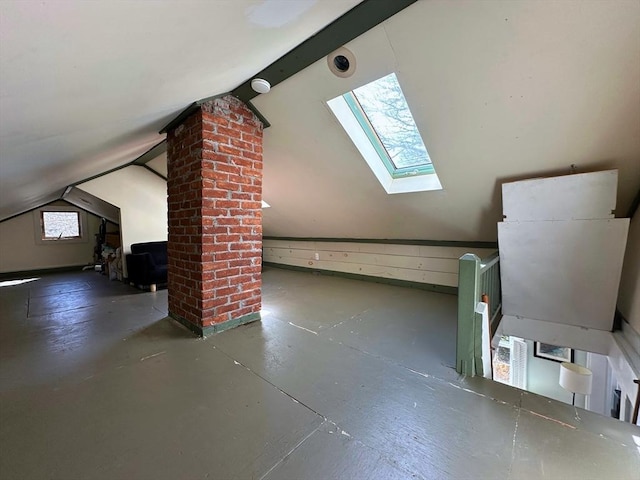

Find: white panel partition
<box><xmin>498</xmin><ymin>170</ymin><xmax>629</xmax><ymax>332</ymax></box>
<box><xmin>499</xmin><ymin>219</ymin><xmax>629</xmax><ymax>329</ymax></box>
<box><xmin>502</xmin><ymin>170</ymin><xmax>617</xmax><ymax>222</ymax></box>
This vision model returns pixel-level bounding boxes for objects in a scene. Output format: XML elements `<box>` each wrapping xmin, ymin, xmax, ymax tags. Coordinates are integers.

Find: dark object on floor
<box><xmin>126</xmin><ymin>241</ymin><xmax>167</xmax><ymax>292</ymax></box>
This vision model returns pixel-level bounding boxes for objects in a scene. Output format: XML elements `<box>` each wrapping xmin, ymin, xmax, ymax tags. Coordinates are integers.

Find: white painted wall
<box><xmin>263</xmin><ymin>239</ymin><xmax>495</xmax><ymax>288</ymax></box>
<box><xmin>524</xmin><ymin>339</ymin><xmax>589</xmax><ymax>408</ymax></box>
<box><xmin>618</xmin><ymin>212</ymin><xmax>640</xmax><ymax>336</ymax></box>
<box><xmin>255</xmin><ymin>1</ymin><xmax>640</xmax><ymax>241</ymax></box>
<box><xmin>586</xmin><ymin>352</ymin><xmax>610</xmax><ymax>417</ymax></box>
<box><xmin>146</xmin><ymin>152</ymin><xmax>167</xmax><ymax>177</ymax></box>
<box><xmin>77</xmin><ymin>165</ymin><xmax>167</xmax><ymax>277</ymax></box>
<box><xmin>609</xmin><ymin>331</ymin><xmax>640</xmax><ymax>426</ymax></box>
<box><xmin>0</xmin><ymin>201</ymin><xmax>100</xmax><ymax>273</ymax></box>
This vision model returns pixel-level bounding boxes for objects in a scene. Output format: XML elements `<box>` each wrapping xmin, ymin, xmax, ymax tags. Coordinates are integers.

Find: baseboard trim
<box><xmin>0</xmin><ymin>264</ymin><xmax>90</xmax><ymax>280</ymax></box>
<box><xmin>263</xmin><ymin>262</ymin><xmax>457</xmax><ymax>295</ymax></box>
<box><xmin>169</xmin><ymin>311</ymin><xmax>261</xmax><ymax>337</ymax></box>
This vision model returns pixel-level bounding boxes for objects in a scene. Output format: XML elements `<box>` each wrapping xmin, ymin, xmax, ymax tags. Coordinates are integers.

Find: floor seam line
<box><xmin>25</xmin><ymin>304</ymin><xmax>97</xmax><ymax>319</ymax></box>
<box><xmin>507</xmin><ymin>406</ymin><xmax>521</xmax><ymax>479</ymax></box>
<box><xmin>330</xmin><ymin>337</ymin><xmax>458</xmax><ymax>388</ymax></box>
<box><xmin>211</xmin><ymin>342</ymin><xmax>445</xmax><ymax>480</ymax></box>
<box><xmin>270</xmin><ymin>311</ymin><xmax>457</xmax><ymax>387</ymax></box>
<box><xmin>211</xmin><ymin>344</ymin><xmax>326</xmax><ymax>420</ymax></box>
<box><xmin>257</xmin><ymin>420</ymin><xmax>326</xmax><ymax>480</ymax></box>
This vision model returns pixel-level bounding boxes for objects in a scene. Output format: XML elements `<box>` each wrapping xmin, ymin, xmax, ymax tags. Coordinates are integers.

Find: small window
<box><xmin>328</xmin><ymin>72</ymin><xmax>442</xmax><ymax>194</ymax></box>
<box><xmin>492</xmin><ymin>335</ymin><xmax>528</xmax><ymax>390</ymax></box>
<box><xmin>40</xmin><ymin>211</ymin><xmax>81</xmax><ymax>240</ymax></box>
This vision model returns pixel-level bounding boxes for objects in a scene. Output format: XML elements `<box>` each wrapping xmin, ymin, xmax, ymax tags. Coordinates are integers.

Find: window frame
<box><xmin>327</xmin><ymin>83</ymin><xmax>442</xmax><ymax>194</ymax></box>
<box><xmin>33</xmin><ymin>206</ymin><xmax>88</xmax><ymax>245</ymax></box>
<box><xmin>342</xmin><ymin>91</ymin><xmax>435</xmax><ymax>180</ymax></box>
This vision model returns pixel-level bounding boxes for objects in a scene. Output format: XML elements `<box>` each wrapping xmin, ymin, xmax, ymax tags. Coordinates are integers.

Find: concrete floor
<box><xmin>0</xmin><ymin>267</ymin><xmax>638</xmax><ymax>479</ymax></box>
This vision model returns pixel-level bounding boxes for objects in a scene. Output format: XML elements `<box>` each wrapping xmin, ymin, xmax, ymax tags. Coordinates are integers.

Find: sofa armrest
<box><xmin>126</xmin><ymin>252</ymin><xmax>155</xmax><ymax>284</ymax></box>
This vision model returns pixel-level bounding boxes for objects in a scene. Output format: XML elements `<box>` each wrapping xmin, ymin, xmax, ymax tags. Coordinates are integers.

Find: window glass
<box><xmin>41</xmin><ymin>211</ymin><xmax>81</xmax><ymax>239</ymax></box>
<box><xmin>351</xmin><ymin>72</ymin><xmax>431</xmax><ymax>170</ymax></box>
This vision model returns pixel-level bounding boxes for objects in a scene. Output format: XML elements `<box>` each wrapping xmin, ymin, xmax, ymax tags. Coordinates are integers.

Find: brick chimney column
<box><xmin>166</xmin><ymin>95</ymin><xmax>263</xmax><ymax>336</ymax></box>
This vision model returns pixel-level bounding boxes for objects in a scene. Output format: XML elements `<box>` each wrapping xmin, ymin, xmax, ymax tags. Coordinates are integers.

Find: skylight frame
<box><xmin>327</xmin><ymin>73</ymin><xmax>442</xmax><ymax>194</ymax></box>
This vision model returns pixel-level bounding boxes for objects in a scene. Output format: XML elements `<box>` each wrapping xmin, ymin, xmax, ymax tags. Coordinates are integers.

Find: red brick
<box><xmin>218</xmin><ymin>302</ymin><xmax>241</xmax><ymax>315</ymax></box>
<box><xmin>232</xmin><ymin>159</ymin><xmax>255</xmax><ymax>170</ymax></box>
<box><xmin>218</xmin><ymin>144</ymin><xmax>242</xmax><ymax>156</ymax></box>
<box><xmin>215</xmin><ymin>200</ymin><xmax>240</xmax><ymax>209</ymax></box>
<box><xmin>241</xmin><ymin>216</ymin><xmax>262</xmax><ymax>225</ymax></box>
<box><xmin>241</xmin><ymin>133</ymin><xmax>262</xmax><ymax>144</ymax></box>
<box><xmin>216</xmin><ymin>163</ymin><xmax>242</xmax><ymax>176</ymax></box>
<box><xmin>216</xmin><ymin>267</ymin><xmax>241</xmax><ymax>278</ymax></box>
<box><xmin>241</xmin><ymin>150</ymin><xmax>262</xmax><ymax>161</ymax></box>
<box><xmin>202</xmin><ymin>297</ymin><xmax>229</xmax><ymax>310</ymax></box>
<box><xmin>167</xmin><ymin>94</ymin><xmax>263</xmax><ymax>330</ymax></box>
<box><xmin>234</xmin><ymin>306</ymin><xmax>255</xmax><ymax>317</ymax></box>
<box><xmin>241</xmin><ymin>185</ymin><xmax>261</xmax><ymax>194</ymax></box>
<box><xmin>215</xmin><ymin>286</ymin><xmax>240</xmax><ymax>297</ymax></box>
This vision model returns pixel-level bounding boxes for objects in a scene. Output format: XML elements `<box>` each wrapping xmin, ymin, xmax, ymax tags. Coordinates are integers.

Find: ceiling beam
<box><xmin>70</xmin><ymin>140</ymin><xmax>167</xmax><ymax>187</ymax></box>
<box><xmin>231</xmin><ymin>0</ymin><xmax>418</xmax><ymax>102</ymax></box>
<box><xmin>131</xmin><ymin>140</ymin><xmax>167</xmax><ymax>166</ymax></box>
<box><xmin>161</xmin><ymin>0</ymin><xmax>418</xmax><ymax>133</ymax></box>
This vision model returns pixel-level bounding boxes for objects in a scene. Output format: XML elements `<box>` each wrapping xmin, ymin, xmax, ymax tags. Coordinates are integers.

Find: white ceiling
<box><xmin>257</xmin><ymin>0</ymin><xmax>640</xmax><ymax>240</ymax></box>
<box><xmin>0</xmin><ymin>0</ymin><xmax>362</xmax><ymax>219</ymax></box>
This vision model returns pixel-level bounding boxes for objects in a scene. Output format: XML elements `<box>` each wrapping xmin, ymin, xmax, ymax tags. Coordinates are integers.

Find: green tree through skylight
<box><xmin>352</xmin><ymin>73</ymin><xmax>431</xmax><ymax>170</ymax></box>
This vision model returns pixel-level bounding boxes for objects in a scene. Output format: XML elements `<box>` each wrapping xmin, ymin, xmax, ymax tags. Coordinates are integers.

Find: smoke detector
<box><xmin>251</xmin><ymin>78</ymin><xmax>271</xmax><ymax>94</ymax></box>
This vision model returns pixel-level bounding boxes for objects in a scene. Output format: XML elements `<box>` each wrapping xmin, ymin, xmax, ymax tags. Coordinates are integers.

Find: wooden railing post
<box><xmin>480</xmin><ymin>252</ymin><xmax>502</xmax><ymax>334</ymax></box>
<box><xmin>457</xmin><ymin>254</ymin><xmax>481</xmax><ymax>376</ymax></box>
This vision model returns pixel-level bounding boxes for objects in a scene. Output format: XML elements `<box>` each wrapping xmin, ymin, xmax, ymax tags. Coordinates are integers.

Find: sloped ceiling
<box><xmin>146</xmin><ymin>153</ymin><xmax>168</xmax><ymax>178</ymax></box>
<box><xmin>257</xmin><ymin>0</ymin><xmax>640</xmax><ymax>241</ymax></box>
<box><xmin>0</xmin><ymin>0</ymin><xmax>362</xmax><ymax>220</ymax></box>
<box><xmin>1</xmin><ymin>1</ymin><xmax>638</xmax><ymax>243</ymax></box>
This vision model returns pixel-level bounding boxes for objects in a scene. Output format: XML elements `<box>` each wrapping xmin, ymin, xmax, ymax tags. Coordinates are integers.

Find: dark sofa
<box><xmin>126</xmin><ymin>241</ymin><xmax>168</xmax><ymax>292</ymax></box>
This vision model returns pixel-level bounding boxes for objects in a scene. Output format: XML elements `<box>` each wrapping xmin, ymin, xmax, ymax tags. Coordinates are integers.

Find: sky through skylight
<box><xmin>351</xmin><ymin>73</ymin><xmax>431</xmax><ymax>170</ymax></box>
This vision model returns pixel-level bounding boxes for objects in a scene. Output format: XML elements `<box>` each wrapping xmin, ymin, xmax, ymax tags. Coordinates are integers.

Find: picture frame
<box><xmin>534</xmin><ymin>342</ymin><xmax>573</xmax><ymax>363</ymax></box>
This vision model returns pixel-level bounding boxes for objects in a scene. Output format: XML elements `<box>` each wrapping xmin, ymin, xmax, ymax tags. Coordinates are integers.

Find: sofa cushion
<box><xmin>131</xmin><ymin>241</ymin><xmax>167</xmax><ymax>266</ymax></box>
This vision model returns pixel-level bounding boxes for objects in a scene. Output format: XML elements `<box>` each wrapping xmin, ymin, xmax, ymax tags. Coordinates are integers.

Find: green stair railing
<box><xmin>456</xmin><ymin>252</ymin><xmax>501</xmax><ymax>376</ymax></box>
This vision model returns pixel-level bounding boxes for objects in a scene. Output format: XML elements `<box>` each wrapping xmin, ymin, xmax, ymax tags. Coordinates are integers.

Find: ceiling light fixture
<box><xmin>251</xmin><ymin>78</ymin><xmax>271</xmax><ymax>94</ymax></box>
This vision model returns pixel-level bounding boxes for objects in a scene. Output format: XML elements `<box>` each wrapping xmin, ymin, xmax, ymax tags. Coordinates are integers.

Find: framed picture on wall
<box><xmin>534</xmin><ymin>342</ymin><xmax>573</xmax><ymax>362</ymax></box>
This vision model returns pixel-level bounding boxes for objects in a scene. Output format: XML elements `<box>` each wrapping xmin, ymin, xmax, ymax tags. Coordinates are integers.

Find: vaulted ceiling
<box><xmin>0</xmin><ymin>0</ymin><xmax>361</xmax><ymax>219</ymax></box>
<box><xmin>1</xmin><ymin>1</ymin><xmax>639</xmax><ymax>242</ymax></box>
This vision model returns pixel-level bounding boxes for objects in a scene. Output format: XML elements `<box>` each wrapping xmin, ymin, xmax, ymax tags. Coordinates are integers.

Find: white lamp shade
<box><xmin>559</xmin><ymin>362</ymin><xmax>593</xmax><ymax>395</ymax></box>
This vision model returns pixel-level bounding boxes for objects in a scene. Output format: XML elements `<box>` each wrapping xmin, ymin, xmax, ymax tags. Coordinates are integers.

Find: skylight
<box><xmin>328</xmin><ymin>72</ymin><xmax>442</xmax><ymax>194</ymax></box>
